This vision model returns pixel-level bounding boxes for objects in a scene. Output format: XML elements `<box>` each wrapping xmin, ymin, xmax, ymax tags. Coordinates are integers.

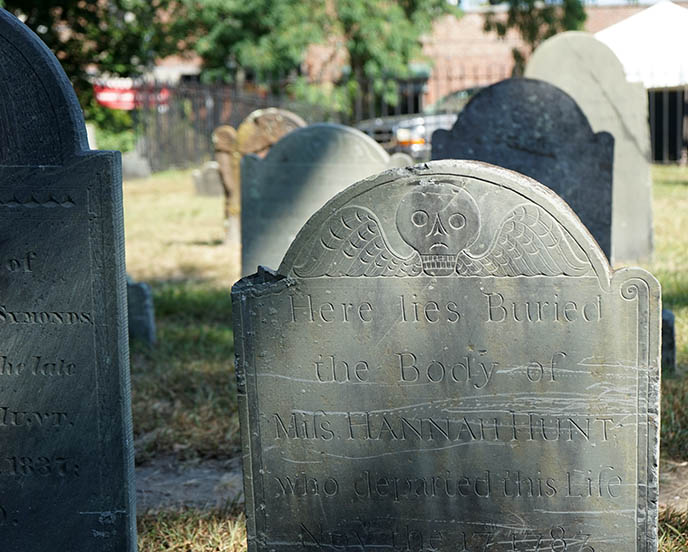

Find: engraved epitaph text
<box><xmin>0</xmin><ymin>10</ymin><xmax>135</xmax><ymax>551</ymax></box>
<box><xmin>232</xmin><ymin>161</ymin><xmax>660</xmax><ymax>551</ymax></box>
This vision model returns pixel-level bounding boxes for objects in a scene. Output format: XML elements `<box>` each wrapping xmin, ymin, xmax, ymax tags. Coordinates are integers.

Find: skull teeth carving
<box><xmin>396</xmin><ymin>184</ymin><xmax>480</xmax><ymax>276</ymax></box>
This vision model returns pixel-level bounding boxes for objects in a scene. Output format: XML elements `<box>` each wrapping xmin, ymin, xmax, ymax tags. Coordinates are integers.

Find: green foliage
<box><xmin>178</xmin><ymin>0</ymin><xmax>455</xmax><ymax>114</ymax></box>
<box><xmin>2</xmin><ymin>1</ymin><xmax>180</xmax><ymax>119</ymax></box>
<box><xmin>172</xmin><ymin>0</ymin><xmax>329</xmax><ymax>83</ymax></box>
<box><xmin>484</xmin><ymin>0</ymin><xmax>586</xmax><ymax>75</ymax></box>
<box><xmin>87</xmin><ymin>101</ymin><xmax>137</xmax><ymax>152</ymax></box>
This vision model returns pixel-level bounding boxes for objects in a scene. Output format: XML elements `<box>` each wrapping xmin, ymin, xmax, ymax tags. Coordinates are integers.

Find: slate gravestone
<box><xmin>232</xmin><ymin>160</ymin><xmax>660</xmax><ymax>552</ymax></box>
<box><xmin>0</xmin><ymin>10</ymin><xmax>136</xmax><ymax>551</ymax></box>
<box><xmin>240</xmin><ymin>123</ymin><xmax>412</xmax><ymax>276</ymax></box>
<box><xmin>525</xmin><ymin>31</ymin><xmax>653</xmax><ymax>263</ymax></box>
<box><xmin>192</xmin><ymin>160</ymin><xmax>224</xmax><ymax>196</ymax></box>
<box><xmin>127</xmin><ymin>276</ymin><xmax>156</xmax><ymax>346</ymax></box>
<box><xmin>432</xmin><ymin>78</ymin><xmax>614</xmax><ymax>260</ymax></box>
<box><xmin>662</xmin><ymin>309</ymin><xmax>676</xmax><ymax>374</ymax></box>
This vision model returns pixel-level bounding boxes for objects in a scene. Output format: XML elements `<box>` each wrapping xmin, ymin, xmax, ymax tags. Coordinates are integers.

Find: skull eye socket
<box><xmin>411</xmin><ymin>210</ymin><xmax>429</xmax><ymax>227</ymax></box>
<box><xmin>448</xmin><ymin>213</ymin><xmax>466</xmax><ymax>229</ymax></box>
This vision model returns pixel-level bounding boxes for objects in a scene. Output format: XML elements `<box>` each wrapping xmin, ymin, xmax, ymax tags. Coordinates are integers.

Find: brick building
<box><xmin>301</xmin><ymin>3</ymin><xmax>688</xmax><ymax>106</ymax></box>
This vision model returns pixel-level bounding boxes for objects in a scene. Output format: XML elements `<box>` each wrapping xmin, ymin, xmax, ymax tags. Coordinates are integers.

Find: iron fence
<box><xmin>133</xmin><ymin>74</ymin><xmax>688</xmax><ymax>172</ymax></box>
<box><xmin>648</xmin><ymin>87</ymin><xmax>688</xmax><ymax>163</ymax></box>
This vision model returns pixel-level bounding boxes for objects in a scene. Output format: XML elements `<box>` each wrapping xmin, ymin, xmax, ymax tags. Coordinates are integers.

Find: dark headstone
<box><xmin>432</xmin><ymin>78</ymin><xmax>614</xmax><ymax>260</ymax></box>
<box><xmin>233</xmin><ymin>160</ymin><xmax>661</xmax><ymax>552</ymax></box>
<box><xmin>127</xmin><ymin>277</ymin><xmax>156</xmax><ymax>347</ymax></box>
<box><xmin>0</xmin><ymin>10</ymin><xmax>135</xmax><ymax>550</ymax></box>
<box><xmin>662</xmin><ymin>308</ymin><xmax>676</xmax><ymax>375</ymax></box>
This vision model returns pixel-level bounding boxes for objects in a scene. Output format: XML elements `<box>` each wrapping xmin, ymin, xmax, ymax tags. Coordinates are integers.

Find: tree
<box><xmin>1</xmin><ymin>0</ymin><xmax>180</xmax><ymax>120</ymax></box>
<box><xmin>332</xmin><ymin>0</ymin><xmax>455</xmax><ymax>109</ymax></box>
<box><xmin>171</xmin><ymin>0</ymin><xmax>329</xmax><ymax>83</ymax></box>
<box><xmin>484</xmin><ymin>0</ymin><xmax>586</xmax><ymax>75</ymax></box>
<box><xmin>178</xmin><ymin>0</ymin><xmax>456</xmax><ymax>115</ymax></box>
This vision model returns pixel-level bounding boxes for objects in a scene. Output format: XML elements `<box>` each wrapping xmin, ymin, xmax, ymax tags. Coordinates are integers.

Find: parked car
<box><xmin>356</xmin><ymin>88</ymin><xmax>480</xmax><ymax>161</ymax></box>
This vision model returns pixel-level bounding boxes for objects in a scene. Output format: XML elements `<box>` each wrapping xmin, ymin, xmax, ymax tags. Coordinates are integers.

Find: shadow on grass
<box><xmin>663</xmin><ymin>286</ymin><xmax>688</xmax><ymax>310</ymax></box>
<box><xmin>163</xmin><ymin>238</ymin><xmax>225</xmax><ymax>246</ymax></box>
<box><xmin>131</xmin><ymin>281</ymin><xmax>239</xmax><ymax>463</ymax></box>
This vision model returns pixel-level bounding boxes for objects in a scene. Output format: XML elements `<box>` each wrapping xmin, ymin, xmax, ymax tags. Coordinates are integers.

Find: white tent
<box><xmin>596</xmin><ymin>0</ymin><xmax>688</xmax><ymax>89</ymax></box>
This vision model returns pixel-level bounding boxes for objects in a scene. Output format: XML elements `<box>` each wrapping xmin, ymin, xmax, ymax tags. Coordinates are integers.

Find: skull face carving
<box><xmin>396</xmin><ymin>183</ymin><xmax>480</xmax><ymax>276</ymax></box>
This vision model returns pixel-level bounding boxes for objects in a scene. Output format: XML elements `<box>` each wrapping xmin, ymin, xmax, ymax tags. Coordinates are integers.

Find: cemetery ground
<box><xmin>126</xmin><ymin>166</ymin><xmax>688</xmax><ymax>551</ymax></box>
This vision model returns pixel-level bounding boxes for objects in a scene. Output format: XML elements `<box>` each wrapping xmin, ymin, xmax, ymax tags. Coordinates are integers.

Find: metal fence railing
<box><xmin>132</xmin><ymin>75</ymin><xmax>688</xmax><ymax>172</ymax></box>
<box><xmin>648</xmin><ymin>87</ymin><xmax>688</xmax><ymax>163</ymax></box>
<box><xmin>133</xmin><ymin>70</ymin><xmax>511</xmax><ymax>172</ymax></box>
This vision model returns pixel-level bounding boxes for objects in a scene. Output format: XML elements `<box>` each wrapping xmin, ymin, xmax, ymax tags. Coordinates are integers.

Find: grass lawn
<box><xmin>125</xmin><ymin>165</ymin><xmax>688</xmax><ymax>551</ymax></box>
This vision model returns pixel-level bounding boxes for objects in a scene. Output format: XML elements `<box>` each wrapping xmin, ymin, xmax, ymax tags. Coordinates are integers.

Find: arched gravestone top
<box><xmin>240</xmin><ymin>123</ymin><xmax>411</xmax><ymax>276</ymax></box>
<box><xmin>0</xmin><ymin>10</ymin><xmax>88</xmax><ymax>165</ymax></box>
<box><xmin>235</xmin><ymin>160</ymin><xmax>660</xmax><ymax>552</ymax></box>
<box><xmin>281</xmin><ymin>160</ymin><xmax>611</xmax><ymax>282</ymax></box>
<box><xmin>212</xmin><ymin>125</ymin><xmax>238</xmax><ymax>153</ymax></box>
<box><xmin>525</xmin><ymin>31</ymin><xmax>653</xmax><ymax>263</ymax></box>
<box><xmin>237</xmin><ymin>107</ymin><xmax>307</xmax><ymax>157</ymax></box>
<box><xmin>432</xmin><ymin>78</ymin><xmax>614</xmax><ymax>261</ymax></box>
<box><xmin>0</xmin><ymin>10</ymin><xmax>135</xmax><ymax>551</ymax></box>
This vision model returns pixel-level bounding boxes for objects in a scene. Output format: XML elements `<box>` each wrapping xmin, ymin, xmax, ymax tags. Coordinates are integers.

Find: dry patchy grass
<box><xmin>651</xmin><ymin>165</ymin><xmax>688</xmax><ymax>462</ymax></box>
<box><xmin>123</xmin><ymin>169</ymin><xmax>238</xmax><ymax>287</ymax></box>
<box><xmin>659</xmin><ymin>509</ymin><xmax>688</xmax><ymax>551</ymax></box>
<box><xmin>651</xmin><ymin>165</ymin><xmax>688</xmax><ymax>372</ymax></box>
<box><xmin>124</xmin><ymin>171</ymin><xmax>240</xmax><ymax>462</ymax></box>
<box><xmin>137</xmin><ymin>508</ymin><xmax>685</xmax><ymax>551</ymax></box>
<box><xmin>138</xmin><ymin>508</ymin><xmax>247</xmax><ymax>552</ymax></box>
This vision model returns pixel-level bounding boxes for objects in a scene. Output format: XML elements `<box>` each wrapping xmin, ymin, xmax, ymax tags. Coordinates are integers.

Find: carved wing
<box><xmin>292</xmin><ymin>206</ymin><xmax>422</xmax><ymax>277</ymax></box>
<box><xmin>456</xmin><ymin>204</ymin><xmax>593</xmax><ymax>277</ymax></box>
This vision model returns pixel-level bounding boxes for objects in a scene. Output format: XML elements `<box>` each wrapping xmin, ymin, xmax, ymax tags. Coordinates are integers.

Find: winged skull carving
<box><xmin>291</xmin><ymin>183</ymin><xmax>592</xmax><ymax>278</ymax></box>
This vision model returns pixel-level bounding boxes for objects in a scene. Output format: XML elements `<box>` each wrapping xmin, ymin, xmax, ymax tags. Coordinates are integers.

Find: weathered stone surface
<box><xmin>233</xmin><ymin>160</ymin><xmax>660</xmax><ymax>552</ymax></box>
<box><xmin>240</xmin><ymin>123</ymin><xmax>412</xmax><ymax>276</ymax></box>
<box><xmin>127</xmin><ymin>277</ymin><xmax>156</xmax><ymax>346</ymax></box>
<box><xmin>432</xmin><ymin>78</ymin><xmax>614</xmax><ymax>260</ymax></box>
<box><xmin>236</xmin><ymin>108</ymin><xmax>307</xmax><ymax>157</ymax></box>
<box><xmin>192</xmin><ymin>160</ymin><xmax>223</xmax><ymax>196</ymax></box>
<box><xmin>525</xmin><ymin>31</ymin><xmax>653</xmax><ymax>263</ymax></box>
<box><xmin>212</xmin><ymin>125</ymin><xmax>240</xmax><ymax>243</ymax></box>
<box><xmin>662</xmin><ymin>308</ymin><xmax>676</xmax><ymax>375</ymax></box>
<box><xmin>0</xmin><ymin>10</ymin><xmax>135</xmax><ymax>551</ymax></box>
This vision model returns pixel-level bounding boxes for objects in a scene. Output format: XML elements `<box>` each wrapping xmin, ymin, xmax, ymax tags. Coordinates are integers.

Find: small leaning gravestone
<box><xmin>232</xmin><ymin>160</ymin><xmax>660</xmax><ymax>551</ymax></box>
<box><xmin>127</xmin><ymin>276</ymin><xmax>157</xmax><ymax>346</ymax></box>
<box><xmin>240</xmin><ymin>123</ymin><xmax>412</xmax><ymax>276</ymax></box>
<box><xmin>0</xmin><ymin>10</ymin><xmax>136</xmax><ymax>551</ymax></box>
<box><xmin>432</xmin><ymin>78</ymin><xmax>614</xmax><ymax>261</ymax></box>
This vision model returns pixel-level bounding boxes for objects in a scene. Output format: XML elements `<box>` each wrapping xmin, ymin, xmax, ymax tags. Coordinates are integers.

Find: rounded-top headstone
<box><xmin>432</xmin><ymin>78</ymin><xmax>614</xmax><ymax>260</ymax></box>
<box><xmin>525</xmin><ymin>31</ymin><xmax>653</xmax><ymax>263</ymax></box>
<box><xmin>212</xmin><ymin>125</ymin><xmax>238</xmax><ymax>153</ymax></box>
<box><xmin>234</xmin><ymin>159</ymin><xmax>660</xmax><ymax>552</ymax></box>
<box><xmin>240</xmin><ymin>123</ymin><xmax>408</xmax><ymax>276</ymax></box>
<box><xmin>0</xmin><ymin>9</ymin><xmax>135</xmax><ymax>551</ymax></box>
<box><xmin>236</xmin><ymin>107</ymin><xmax>307</xmax><ymax>157</ymax></box>
<box><xmin>0</xmin><ymin>10</ymin><xmax>88</xmax><ymax>165</ymax></box>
